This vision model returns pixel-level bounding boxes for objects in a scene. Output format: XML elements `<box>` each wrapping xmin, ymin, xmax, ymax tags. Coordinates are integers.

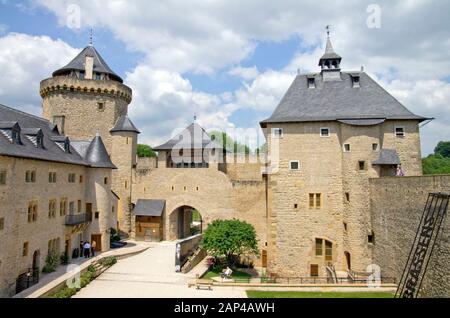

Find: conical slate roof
<box><xmin>52</xmin><ymin>45</ymin><xmax>123</xmax><ymax>83</ymax></box>
<box><xmin>110</xmin><ymin>115</ymin><xmax>140</xmax><ymax>134</ymax></box>
<box><xmin>84</xmin><ymin>133</ymin><xmax>117</xmax><ymax>169</ymax></box>
<box><xmin>318</xmin><ymin>38</ymin><xmax>342</xmax><ymax>65</ymax></box>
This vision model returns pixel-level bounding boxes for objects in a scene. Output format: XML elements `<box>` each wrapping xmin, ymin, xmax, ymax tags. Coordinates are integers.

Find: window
<box><xmin>310</xmin><ymin>264</ymin><xmax>319</xmax><ymax>277</ymax></box>
<box><xmin>343</xmin><ymin>222</ymin><xmax>348</xmax><ymax>231</ymax></box>
<box><xmin>368</xmin><ymin>231</ymin><xmax>375</xmax><ymax>244</ymax></box>
<box><xmin>48</xmin><ymin>200</ymin><xmax>56</xmax><ymax>218</ymax></box>
<box><xmin>315</xmin><ymin>238</ymin><xmax>323</xmax><ymax>256</ymax></box>
<box><xmin>68</xmin><ymin>173</ymin><xmax>76</xmax><ymax>183</ymax></box>
<box><xmin>320</xmin><ymin>127</ymin><xmax>330</xmax><ymax>137</ymax></box>
<box><xmin>112</xmin><ymin>206</ymin><xmax>115</xmax><ymax>214</ymax></box>
<box><xmin>358</xmin><ymin>161</ymin><xmax>366</xmax><ymax>171</ymax></box>
<box><xmin>325</xmin><ymin>240</ymin><xmax>333</xmax><ymax>261</ymax></box>
<box><xmin>124</xmin><ymin>180</ymin><xmax>128</xmax><ymax>189</ymax></box>
<box><xmin>27</xmin><ymin>202</ymin><xmax>38</xmax><ymax>223</ymax></box>
<box><xmin>343</xmin><ymin>144</ymin><xmax>351</xmax><ymax>152</ymax></box>
<box><xmin>60</xmin><ymin>198</ymin><xmax>67</xmax><ymax>216</ymax></box>
<box><xmin>69</xmin><ymin>202</ymin><xmax>75</xmax><ymax>215</ymax></box>
<box><xmin>97</xmin><ymin>102</ymin><xmax>105</xmax><ymax>111</ymax></box>
<box><xmin>309</xmin><ymin>193</ymin><xmax>322</xmax><ymax>209</ymax></box>
<box><xmin>290</xmin><ymin>160</ymin><xmax>299</xmax><ymax>170</ymax></box>
<box><xmin>272</xmin><ymin>128</ymin><xmax>283</xmax><ymax>138</ymax></box>
<box><xmin>294</xmin><ymin>204</ymin><xmax>298</xmax><ymax>209</ymax></box>
<box><xmin>94</xmin><ymin>211</ymin><xmax>99</xmax><ymax>219</ymax></box>
<box><xmin>48</xmin><ymin>172</ymin><xmax>57</xmax><ymax>183</ymax></box>
<box><xmin>307</xmin><ymin>77</ymin><xmax>315</xmax><ymax>88</ymax></box>
<box><xmin>79</xmin><ymin>175</ymin><xmax>83</xmax><ymax>183</ymax></box>
<box><xmin>23</xmin><ymin>242</ymin><xmax>29</xmax><ymax>256</ymax></box>
<box><xmin>395</xmin><ymin>126</ymin><xmax>405</xmax><ymax>137</ymax></box>
<box><xmin>345</xmin><ymin>192</ymin><xmax>350</xmax><ymax>202</ymax></box>
<box><xmin>0</xmin><ymin>217</ymin><xmax>4</xmax><ymax>230</ymax></box>
<box><xmin>78</xmin><ymin>200</ymin><xmax>82</xmax><ymax>213</ymax></box>
<box><xmin>25</xmin><ymin>170</ymin><xmax>36</xmax><ymax>183</ymax></box>
<box><xmin>351</xmin><ymin>75</ymin><xmax>360</xmax><ymax>88</ymax></box>
<box><xmin>372</xmin><ymin>143</ymin><xmax>379</xmax><ymax>151</ymax></box>
<box><xmin>0</xmin><ymin>170</ymin><xmax>6</xmax><ymax>185</ymax></box>
<box><xmin>104</xmin><ymin>177</ymin><xmax>108</xmax><ymax>185</ymax></box>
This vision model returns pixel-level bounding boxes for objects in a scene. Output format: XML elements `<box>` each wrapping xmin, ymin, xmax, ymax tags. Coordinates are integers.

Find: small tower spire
<box><xmin>326</xmin><ymin>24</ymin><xmax>331</xmax><ymax>38</ymax></box>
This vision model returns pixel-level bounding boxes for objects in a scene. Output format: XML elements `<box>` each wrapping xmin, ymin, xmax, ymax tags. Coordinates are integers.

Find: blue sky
<box><xmin>1</xmin><ymin>0</ymin><xmax>450</xmax><ymax>156</ymax></box>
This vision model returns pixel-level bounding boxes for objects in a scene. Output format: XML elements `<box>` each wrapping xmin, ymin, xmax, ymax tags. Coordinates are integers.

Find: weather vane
<box><xmin>326</xmin><ymin>25</ymin><xmax>332</xmax><ymax>38</ymax></box>
<box><xmin>89</xmin><ymin>28</ymin><xmax>93</xmax><ymax>46</ymax></box>
<box><xmin>194</xmin><ymin>113</ymin><xmax>197</xmax><ymax>122</ymax></box>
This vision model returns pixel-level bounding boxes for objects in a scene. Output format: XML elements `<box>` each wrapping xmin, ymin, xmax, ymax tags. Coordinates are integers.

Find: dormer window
<box><xmin>351</xmin><ymin>75</ymin><xmax>360</xmax><ymax>88</ymax></box>
<box><xmin>24</xmin><ymin>128</ymin><xmax>44</xmax><ymax>148</ymax></box>
<box><xmin>51</xmin><ymin>136</ymin><xmax>71</xmax><ymax>153</ymax></box>
<box><xmin>12</xmin><ymin>128</ymin><xmax>21</xmax><ymax>144</ymax></box>
<box><xmin>307</xmin><ymin>77</ymin><xmax>316</xmax><ymax>89</ymax></box>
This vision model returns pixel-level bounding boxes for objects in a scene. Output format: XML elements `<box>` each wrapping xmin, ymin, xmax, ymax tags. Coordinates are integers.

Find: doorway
<box><xmin>91</xmin><ymin>234</ymin><xmax>102</xmax><ymax>251</ymax></box>
<box><xmin>32</xmin><ymin>250</ymin><xmax>40</xmax><ymax>270</ymax></box>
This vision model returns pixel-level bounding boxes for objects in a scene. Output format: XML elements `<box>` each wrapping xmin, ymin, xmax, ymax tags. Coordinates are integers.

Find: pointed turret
<box><xmin>318</xmin><ymin>36</ymin><xmax>342</xmax><ymax>81</ymax></box>
<box><xmin>84</xmin><ymin>132</ymin><xmax>116</xmax><ymax>169</ymax></box>
<box><xmin>110</xmin><ymin>115</ymin><xmax>140</xmax><ymax>134</ymax></box>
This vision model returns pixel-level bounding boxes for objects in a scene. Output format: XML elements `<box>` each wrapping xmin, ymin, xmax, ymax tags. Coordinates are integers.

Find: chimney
<box><xmin>85</xmin><ymin>55</ymin><xmax>94</xmax><ymax>79</ymax></box>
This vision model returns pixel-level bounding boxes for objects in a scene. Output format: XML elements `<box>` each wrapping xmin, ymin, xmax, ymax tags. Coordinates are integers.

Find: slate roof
<box><xmin>260</xmin><ymin>72</ymin><xmax>429</xmax><ymax>127</ymax></box>
<box><xmin>52</xmin><ymin>45</ymin><xmax>123</xmax><ymax>83</ymax></box>
<box><xmin>154</xmin><ymin>122</ymin><xmax>223</xmax><ymax>151</ymax></box>
<box><xmin>133</xmin><ymin>199</ymin><xmax>166</xmax><ymax>217</ymax></box>
<box><xmin>372</xmin><ymin>149</ymin><xmax>401</xmax><ymax>165</ymax></box>
<box><xmin>0</xmin><ymin>103</ymin><xmax>115</xmax><ymax>168</ymax></box>
<box><xmin>84</xmin><ymin>133</ymin><xmax>117</xmax><ymax>169</ymax></box>
<box><xmin>110</xmin><ymin>115</ymin><xmax>140</xmax><ymax>134</ymax></box>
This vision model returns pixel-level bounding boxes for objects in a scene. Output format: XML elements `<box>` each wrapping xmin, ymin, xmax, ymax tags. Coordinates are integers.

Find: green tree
<box><xmin>434</xmin><ymin>141</ymin><xmax>450</xmax><ymax>158</ymax></box>
<box><xmin>137</xmin><ymin>144</ymin><xmax>157</xmax><ymax>158</ymax></box>
<box><xmin>202</xmin><ymin>219</ymin><xmax>258</xmax><ymax>267</ymax></box>
<box><xmin>209</xmin><ymin>131</ymin><xmax>251</xmax><ymax>154</ymax></box>
<box><xmin>422</xmin><ymin>154</ymin><xmax>450</xmax><ymax>175</ymax></box>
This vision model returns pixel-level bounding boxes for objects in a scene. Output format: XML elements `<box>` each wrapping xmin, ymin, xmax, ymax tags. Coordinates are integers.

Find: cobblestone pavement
<box><xmin>74</xmin><ymin>241</ymin><xmax>247</xmax><ymax>298</ymax></box>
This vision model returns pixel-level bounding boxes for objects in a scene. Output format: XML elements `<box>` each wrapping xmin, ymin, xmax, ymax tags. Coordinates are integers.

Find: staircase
<box><xmin>180</xmin><ymin>246</ymin><xmax>207</xmax><ymax>274</ymax></box>
<box><xmin>325</xmin><ymin>265</ymin><xmax>338</xmax><ymax>283</ymax></box>
<box><xmin>396</xmin><ymin>192</ymin><xmax>449</xmax><ymax>298</ymax></box>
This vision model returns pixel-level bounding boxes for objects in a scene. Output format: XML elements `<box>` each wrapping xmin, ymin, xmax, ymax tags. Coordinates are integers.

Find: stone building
<box><xmin>1</xmin><ymin>35</ymin><xmax>448</xmax><ymax>297</ymax></box>
<box><xmin>0</xmin><ymin>104</ymin><xmax>117</xmax><ymax>297</ymax></box>
<box><xmin>260</xmin><ymin>37</ymin><xmax>427</xmax><ymax>277</ymax></box>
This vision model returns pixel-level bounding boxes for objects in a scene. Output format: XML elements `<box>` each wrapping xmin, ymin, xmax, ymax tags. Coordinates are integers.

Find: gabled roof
<box><xmin>84</xmin><ymin>133</ymin><xmax>117</xmax><ymax>169</ymax></box>
<box><xmin>110</xmin><ymin>115</ymin><xmax>140</xmax><ymax>134</ymax></box>
<box><xmin>52</xmin><ymin>45</ymin><xmax>123</xmax><ymax>83</ymax></box>
<box><xmin>133</xmin><ymin>199</ymin><xmax>166</xmax><ymax>217</ymax></box>
<box><xmin>153</xmin><ymin>122</ymin><xmax>223</xmax><ymax>151</ymax></box>
<box><xmin>0</xmin><ymin>103</ymin><xmax>115</xmax><ymax>169</ymax></box>
<box><xmin>260</xmin><ymin>72</ymin><xmax>429</xmax><ymax>127</ymax></box>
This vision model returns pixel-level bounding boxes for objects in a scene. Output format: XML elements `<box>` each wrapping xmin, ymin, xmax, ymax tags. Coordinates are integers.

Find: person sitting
<box><xmin>221</xmin><ymin>266</ymin><xmax>233</xmax><ymax>279</ymax></box>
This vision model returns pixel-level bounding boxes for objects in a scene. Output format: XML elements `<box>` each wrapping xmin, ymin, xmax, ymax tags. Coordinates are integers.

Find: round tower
<box><xmin>39</xmin><ymin>44</ymin><xmax>132</xmax><ymax>152</ymax></box>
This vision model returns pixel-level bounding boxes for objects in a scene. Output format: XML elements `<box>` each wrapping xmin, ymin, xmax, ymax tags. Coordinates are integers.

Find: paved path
<box><xmin>74</xmin><ymin>241</ymin><xmax>247</xmax><ymax>298</ymax></box>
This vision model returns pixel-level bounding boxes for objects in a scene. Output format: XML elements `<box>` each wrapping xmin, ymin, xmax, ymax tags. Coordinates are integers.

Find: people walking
<box><xmin>83</xmin><ymin>241</ymin><xmax>91</xmax><ymax>258</ymax></box>
<box><xmin>91</xmin><ymin>240</ymin><xmax>97</xmax><ymax>257</ymax></box>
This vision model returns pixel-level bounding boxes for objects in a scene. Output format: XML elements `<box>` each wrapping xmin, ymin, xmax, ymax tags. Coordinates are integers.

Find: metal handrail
<box><xmin>220</xmin><ymin>276</ymin><xmax>396</xmax><ymax>285</ymax></box>
<box><xmin>64</xmin><ymin>212</ymin><xmax>92</xmax><ymax>226</ymax></box>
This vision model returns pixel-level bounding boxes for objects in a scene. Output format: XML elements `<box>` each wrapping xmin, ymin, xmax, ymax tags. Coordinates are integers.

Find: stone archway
<box><xmin>168</xmin><ymin>206</ymin><xmax>203</xmax><ymax>240</ymax></box>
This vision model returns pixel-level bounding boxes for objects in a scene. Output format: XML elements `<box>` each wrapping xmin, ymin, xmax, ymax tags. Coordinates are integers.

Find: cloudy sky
<box><xmin>0</xmin><ymin>0</ymin><xmax>449</xmax><ymax>155</ymax></box>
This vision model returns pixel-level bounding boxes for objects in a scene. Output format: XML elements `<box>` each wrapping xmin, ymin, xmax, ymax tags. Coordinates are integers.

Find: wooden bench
<box><xmin>195</xmin><ymin>279</ymin><xmax>213</xmax><ymax>290</ymax></box>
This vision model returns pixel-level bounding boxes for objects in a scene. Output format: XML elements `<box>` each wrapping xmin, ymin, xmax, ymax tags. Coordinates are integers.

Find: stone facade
<box><xmin>370</xmin><ymin>175</ymin><xmax>450</xmax><ymax>297</ymax></box>
<box><xmin>263</xmin><ymin>120</ymin><xmax>423</xmax><ymax>277</ymax></box>
<box><xmin>0</xmin><ymin>155</ymin><xmax>117</xmax><ymax>297</ymax></box>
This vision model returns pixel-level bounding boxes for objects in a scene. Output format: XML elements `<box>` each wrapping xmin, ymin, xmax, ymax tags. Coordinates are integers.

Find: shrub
<box><xmin>42</xmin><ymin>250</ymin><xmax>60</xmax><ymax>273</ymax></box>
<box><xmin>60</xmin><ymin>252</ymin><xmax>69</xmax><ymax>265</ymax></box>
<box><xmin>109</xmin><ymin>228</ymin><xmax>121</xmax><ymax>243</ymax></box>
<box><xmin>98</xmin><ymin>256</ymin><xmax>117</xmax><ymax>267</ymax></box>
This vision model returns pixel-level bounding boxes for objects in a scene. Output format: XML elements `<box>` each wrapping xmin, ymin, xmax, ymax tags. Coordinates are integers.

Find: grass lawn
<box><xmin>246</xmin><ymin>291</ymin><xmax>394</xmax><ymax>298</ymax></box>
<box><xmin>203</xmin><ymin>268</ymin><xmax>252</xmax><ymax>280</ymax></box>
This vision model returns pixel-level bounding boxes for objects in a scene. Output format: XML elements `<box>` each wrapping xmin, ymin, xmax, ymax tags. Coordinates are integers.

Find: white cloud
<box><xmin>228</xmin><ymin>66</ymin><xmax>259</xmax><ymax>81</ymax></box>
<box><xmin>125</xmin><ymin>65</ymin><xmax>237</xmax><ymax>146</ymax></box>
<box><xmin>0</xmin><ymin>32</ymin><xmax>78</xmax><ymax>115</ymax></box>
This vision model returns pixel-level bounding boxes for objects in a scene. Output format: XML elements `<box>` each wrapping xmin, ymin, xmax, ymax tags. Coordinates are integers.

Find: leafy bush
<box><xmin>109</xmin><ymin>228</ymin><xmax>121</xmax><ymax>243</ymax></box>
<box><xmin>60</xmin><ymin>252</ymin><xmax>69</xmax><ymax>265</ymax></box>
<box><xmin>98</xmin><ymin>256</ymin><xmax>117</xmax><ymax>267</ymax></box>
<box><xmin>42</xmin><ymin>250</ymin><xmax>60</xmax><ymax>273</ymax></box>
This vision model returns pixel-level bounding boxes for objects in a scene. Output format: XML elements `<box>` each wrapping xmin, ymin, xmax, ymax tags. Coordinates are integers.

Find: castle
<box><xmin>1</xmin><ymin>37</ymin><xmax>448</xmax><ymax>297</ymax></box>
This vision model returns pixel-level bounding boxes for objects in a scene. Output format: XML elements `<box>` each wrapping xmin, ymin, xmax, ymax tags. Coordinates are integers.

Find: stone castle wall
<box><xmin>369</xmin><ymin>175</ymin><xmax>450</xmax><ymax>297</ymax></box>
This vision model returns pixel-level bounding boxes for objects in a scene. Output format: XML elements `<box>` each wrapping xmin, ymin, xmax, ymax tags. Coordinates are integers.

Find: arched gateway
<box><xmin>169</xmin><ymin>206</ymin><xmax>203</xmax><ymax>240</ymax></box>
